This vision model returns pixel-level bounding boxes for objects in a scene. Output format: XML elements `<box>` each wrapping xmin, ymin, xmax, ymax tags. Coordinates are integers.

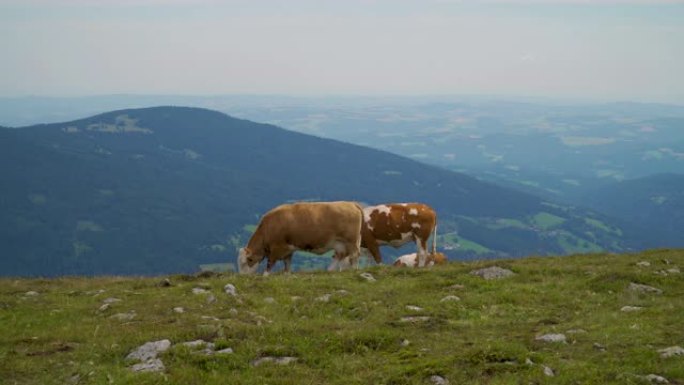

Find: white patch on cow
<box><xmin>396</xmin><ymin>253</ymin><xmax>417</xmax><ymax>267</ymax></box>
<box><xmin>409</xmin><ymin>208</ymin><xmax>418</xmax><ymax>216</ymax></box>
<box><xmin>388</xmin><ymin>232</ymin><xmax>413</xmax><ymax>247</ymax></box>
<box><xmin>400</xmin><ymin>203</ymin><xmax>408</xmax><ymax>207</ymax></box>
<box><xmin>411</xmin><ymin>222</ymin><xmax>421</xmax><ymax>229</ymax></box>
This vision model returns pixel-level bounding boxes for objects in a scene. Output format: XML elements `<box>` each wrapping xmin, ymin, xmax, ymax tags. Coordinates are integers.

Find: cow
<box><xmin>361</xmin><ymin>203</ymin><xmax>437</xmax><ymax>267</ymax></box>
<box><xmin>237</xmin><ymin>201</ymin><xmax>364</xmax><ymax>275</ymax></box>
<box><xmin>393</xmin><ymin>252</ymin><xmax>447</xmax><ymax>268</ymax></box>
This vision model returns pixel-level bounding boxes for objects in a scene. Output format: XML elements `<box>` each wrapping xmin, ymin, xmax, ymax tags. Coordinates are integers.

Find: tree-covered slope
<box><xmin>0</xmin><ymin>107</ymin><xmax>638</xmax><ymax>276</ymax></box>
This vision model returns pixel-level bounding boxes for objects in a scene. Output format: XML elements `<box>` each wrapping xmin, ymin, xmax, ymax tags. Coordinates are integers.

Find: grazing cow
<box><xmin>361</xmin><ymin>203</ymin><xmax>437</xmax><ymax>267</ymax></box>
<box><xmin>237</xmin><ymin>201</ymin><xmax>364</xmax><ymax>275</ymax></box>
<box><xmin>393</xmin><ymin>252</ymin><xmax>447</xmax><ymax>268</ymax></box>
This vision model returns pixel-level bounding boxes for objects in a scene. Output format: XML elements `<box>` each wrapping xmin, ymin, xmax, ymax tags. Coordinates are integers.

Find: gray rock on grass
<box><xmin>535</xmin><ymin>334</ymin><xmax>566</xmax><ymax>343</ymax></box>
<box><xmin>440</xmin><ymin>295</ymin><xmax>460</xmax><ymax>302</ymax></box>
<box><xmin>658</xmin><ymin>346</ymin><xmax>684</xmax><ymax>358</ymax></box>
<box><xmin>628</xmin><ymin>282</ymin><xmax>662</xmax><ymax>294</ymax></box>
<box><xmin>224</xmin><ymin>284</ymin><xmax>238</xmax><ymax>296</ymax></box>
<box><xmin>130</xmin><ymin>358</ymin><xmax>165</xmax><ymax>373</ymax></box>
<box><xmin>430</xmin><ymin>375</ymin><xmax>449</xmax><ymax>385</ymax></box>
<box><xmin>359</xmin><ymin>272</ymin><xmax>376</xmax><ymax>282</ymax></box>
<box><xmin>470</xmin><ymin>266</ymin><xmax>514</xmax><ymax>280</ymax></box>
<box><xmin>126</xmin><ymin>339</ymin><xmax>171</xmax><ymax>362</ymax></box>
<box><xmin>251</xmin><ymin>356</ymin><xmax>298</xmax><ymax>366</ymax></box>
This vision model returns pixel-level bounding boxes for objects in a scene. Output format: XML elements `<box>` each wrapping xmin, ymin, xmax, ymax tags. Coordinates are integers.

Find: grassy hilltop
<box><xmin>1</xmin><ymin>250</ymin><xmax>683</xmax><ymax>385</ymax></box>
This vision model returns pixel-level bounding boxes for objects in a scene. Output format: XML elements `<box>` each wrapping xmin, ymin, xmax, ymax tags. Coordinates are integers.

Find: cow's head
<box><xmin>237</xmin><ymin>247</ymin><xmax>262</xmax><ymax>274</ymax></box>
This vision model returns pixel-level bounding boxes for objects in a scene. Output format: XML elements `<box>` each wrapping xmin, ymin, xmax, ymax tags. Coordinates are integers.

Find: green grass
<box><xmin>531</xmin><ymin>212</ymin><xmax>567</xmax><ymax>229</ymax></box>
<box><xmin>2</xmin><ymin>250</ymin><xmax>684</xmax><ymax>384</ymax></box>
<box><xmin>585</xmin><ymin>218</ymin><xmax>623</xmax><ymax>236</ymax></box>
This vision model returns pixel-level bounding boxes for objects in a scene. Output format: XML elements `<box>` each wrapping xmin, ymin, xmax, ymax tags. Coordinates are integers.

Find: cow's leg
<box><xmin>283</xmin><ymin>253</ymin><xmax>293</xmax><ymax>274</ymax></box>
<box><xmin>416</xmin><ymin>235</ymin><xmax>428</xmax><ymax>268</ymax></box>
<box><xmin>365</xmin><ymin>241</ymin><xmax>382</xmax><ymax>264</ymax></box>
<box><xmin>264</xmin><ymin>246</ymin><xmax>291</xmax><ymax>276</ymax></box>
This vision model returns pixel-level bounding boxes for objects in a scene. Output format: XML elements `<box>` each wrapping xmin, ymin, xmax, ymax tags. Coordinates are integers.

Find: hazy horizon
<box><xmin>2</xmin><ymin>0</ymin><xmax>683</xmax><ymax>104</ymax></box>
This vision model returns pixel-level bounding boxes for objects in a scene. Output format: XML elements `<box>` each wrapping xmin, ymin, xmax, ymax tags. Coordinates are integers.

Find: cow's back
<box><xmin>263</xmin><ymin>201</ymin><xmax>363</xmax><ymax>249</ymax></box>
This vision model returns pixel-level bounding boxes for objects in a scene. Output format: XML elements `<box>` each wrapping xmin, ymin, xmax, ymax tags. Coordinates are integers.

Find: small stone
<box><xmin>400</xmin><ymin>339</ymin><xmax>410</xmax><ymax>347</ymax></box>
<box><xmin>98</xmin><ymin>303</ymin><xmax>110</xmax><ymax>312</ymax></box>
<box><xmin>593</xmin><ymin>342</ymin><xmax>607</xmax><ymax>351</ymax></box>
<box><xmin>173</xmin><ymin>307</ymin><xmax>184</xmax><ymax>313</ymax></box>
<box><xmin>201</xmin><ymin>315</ymin><xmax>219</xmax><ymax>321</ymax></box>
<box><xmin>636</xmin><ymin>261</ymin><xmax>651</xmax><ymax>267</ymax></box>
<box><xmin>470</xmin><ymin>266</ymin><xmax>514</xmax><ymax>280</ymax></box>
<box><xmin>543</xmin><ymin>366</ymin><xmax>555</xmax><ymax>377</ymax></box>
<box><xmin>429</xmin><ymin>375</ymin><xmax>449</xmax><ymax>385</ymax></box>
<box><xmin>535</xmin><ymin>334</ymin><xmax>566</xmax><ymax>343</ymax></box>
<box><xmin>223</xmin><ymin>284</ymin><xmax>238</xmax><ymax>296</ymax></box>
<box><xmin>566</xmin><ymin>329</ymin><xmax>587</xmax><ymax>334</ymax></box>
<box><xmin>447</xmin><ymin>284</ymin><xmax>465</xmax><ymax>290</ymax></box>
<box><xmin>103</xmin><ymin>297</ymin><xmax>121</xmax><ymax>304</ymax></box>
<box><xmin>335</xmin><ymin>289</ymin><xmax>350</xmax><ymax>295</ymax></box>
<box><xmin>130</xmin><ymin>358</ymin><xmax>165</xmax><ymax>373</ymax></box>
<box><xmin>658</xmin><ymin>346</ymin><xmax>684</xmax><ymax>358</ymax></box>
<box><xmin>24</xmin><ymin>291</ymin><xmax>39</xmax><ymax>296</ymax></box>
<box><xmin>405</xmin><ymin>305</ymin><xmax>424</xmax><ymax>312</ymax></box>
<box><xmin>662</xmin><ymin>259</ymin><xmax>672</xmax><ymax>265</ymax></box>
<box><xmin>399</xmin><ymin>316</ymin><xmax>431</xmax><ymax>323</ymax></box>
<box><xmin>158</xmin><ymin>278</ymin><xmax>172</xmax><ymax>287</ymax></box>
<box><xmin>645</xmin><ymin>374</ymin><xmax>670</xmax><ymax>384</ymax></box>
<box><xmin>192</xmin><ymin>287</ymin><xmax>209</xmax><ymax>295</ymax></box>
<box><xmin>316</xmin><ymin>294</ymin><xmax>331</xmax><ymax>302</ymax></box>
<box><xmin>251</xmin><ymin>356</ymin><xmax>298</xmax><ymax>366</ymax></box>
<box><xmin>440</xmin><ymin>295</ymin><xmax>460</xmax><ymax>302</ymax></box>
<box><xmin>359</xmin><ymin>272</ymin><xmax>376</xmax><ymax>282</ymax></box>
<box><xmin>229</xmin><ymin>308</ymin><xmax>238</xmax><ymax>316</ymax></box>
<box><xmin>621</xmin><ymin>306</ymin><xmax>643</xmax><ymax>312</ymax></box>
<box><xmin>525</xmin><ymin>358</ymin><xmax>535</xmax><ymax>365</ymax></box>
<box><xmin>628</xmin><ymin>282</ymin><xmax>663</xmax><ymax>294</ymax></box>
<box><xmin>215</xmin><ymin>348</ymin><xmax>234</xmax><ymax>355</ymax></box>
<box><xmin>206</xmin><ymin>294</ymin><xmax>217</xmax><ymax>304</ymax></box>
<box><xmin>110</xmin><ymin>312</ymin><xmax>136</xmax><ymax>321</ymax></box>
<box><xmin>180</xmin><ymin>340</ymin><xmax>209</xmax><ymax>348</ymax></box>
<box><xmin>666</xmin><ymin>267</ymin><xmax>680</xmax><ymax>274</ymax></box>
<box><xmin>263</xmin><ymin>297</ymin><xmax>276</xmax><ymax>304</ymax></box>
<box><xmin>126</xmin><ymin>339</ymin><xmax>171</xmax><ymax>362</ymax></box>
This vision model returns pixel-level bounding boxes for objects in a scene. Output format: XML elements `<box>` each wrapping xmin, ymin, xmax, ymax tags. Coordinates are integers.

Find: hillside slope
<box><xmin>581</xmin><ymin>174</ymin><xmax>684</xmax><ymax>247</ymax></box>
<box><xmin>0</xmin><ymin>107</ymin><xmax>639</xmax><ymax>276</ymax></box>
<box><xmin>1</xmin><ymin>250</ymin><xmax>683</xmax><ymax>384</ymax></box>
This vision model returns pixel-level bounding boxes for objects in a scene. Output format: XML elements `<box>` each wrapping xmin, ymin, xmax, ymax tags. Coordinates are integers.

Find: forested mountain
<box><xmin>582</xmin><ymin>174</ymin><xmax>684</xmax><ymax>247</ymax></box>
<box><xmin>0</xmin><ymin>107</ymin><xmax>640</xmax><ymax>276</ymax></box>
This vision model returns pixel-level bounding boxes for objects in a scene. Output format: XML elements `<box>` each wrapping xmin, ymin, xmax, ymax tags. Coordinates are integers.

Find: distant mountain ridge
<box><xmin>0</xmin><ymin>107</ymin><xmax>638</xmax><ymax>276</ymax></box>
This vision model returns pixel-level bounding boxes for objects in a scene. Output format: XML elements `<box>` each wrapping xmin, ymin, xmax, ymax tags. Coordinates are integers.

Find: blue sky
<box><xmin>1</xmin><ymin>0</ymin><xmax>683</xmax><ymax>103</ymax></box>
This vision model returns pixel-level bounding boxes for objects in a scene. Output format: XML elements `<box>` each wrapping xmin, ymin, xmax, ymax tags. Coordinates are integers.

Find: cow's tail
<box><xmin>432</xmin><ymin>223</ymin><xmax>437</xmax><ymax>254</ymax></box>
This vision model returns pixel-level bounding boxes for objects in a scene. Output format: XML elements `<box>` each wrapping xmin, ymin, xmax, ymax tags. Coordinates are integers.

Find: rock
<box><xmin>216</xmin><ymin>348</ymin><xmax>234</xmax><ymax>355</ymax></box>
<box><xmin>658</xmin><ymin>346</ymin><xmax>684</xmax><ymax>358</ymax></box>
<box><xmin>335</xmin><ymin>289</ymin><xmax>350</xmax><ymax>296</ymax></box>
<box><xmin>180</xmin><ymin>340</ymin><xmax>211</xmax><ymax>349</ymax></box>
<box><xmin>126</xmin><ymin>339</ymin><xmax>171</xmax><ymax>362</ymax></box>
<box><xmin>315</xmin><ymin>294</ymin><xmax>331</xmax><ymax>302</ymax></box>
<box><xmin>24</xmin><ymin>291</ymin><xmax>39</xmax><ymax>296</ymax></box>
<box><xmin>644</xmin><ymin>374</ymin><xmax>670</xmax><ymax>384</ymax></box>
<box><xmin>110</xmin><ymin>311</ymin><xmax>136</xmax><ymax>321</ymax></box>
<box><xmin>543</xmin><ymin>365</ymin><xmax>555</xmax><ymax>377</ymax></box>
<box><xmin>621</xmin><ymin>306</ymin><xmax>643</xmax><ymax>312</ymax></box>
<box><xmin>400</xmin><ymin>339</ymin><xmax>410</xmax><ymax>347</ymax></box>
<box><xmin>251</xmin><ymin>356</ymin><xmax>298</xmax><ymax>366</ymax></box>
<box><xmin>291</xmin><ymin>296</ymin><xmax>303</xmax><ymax>301</ymax></box>
<box><xmin>173</xmin><ymin>307</ymin><xmax>184</xmax><ymax>313</ymax></box>
<box><xmin>429</xmin><ymin>375</ymin><xmax>449</xmax><ymax>385</ymax></box>
<box><xmin>359</xmin><ymin>272</ymin><xmax>376</xmax><ymax>282</ymax></box>
<box><xmin>662</xmin><ymin>259</ymin><xmax>672</xmax><ymax>265</ymax></box>
<box><xmin>636</xmin><ymin>261</ymin><xmax>651</xmax><ymax>267</ymax></box>
<box><xmin>525</xmin><ymin>358</ymin><xmax>535</xmax><ymax>365</ymax></box>
<box><xmin>440</xmin><ymin>295</ymin><xmax>461</xmax><ymax>302</ymax></box>
<box><xmin>447</xmin><ymin>284</ymin><xmax>465</xmax><ymax>290</ymax></box>
<box><xmin>201</xmin><ymin>315</ymin><xmax>220</xmax><ymax>321</ymax></box>
<box><xmin>628</xmin><ymin>282</ymin><xmax>663</xmax><ymax>294</ymax></box>
<box><xmin>157</xmin><ymin>278</ymin><xmax>172</xmax><ymax>287</ymax></box>
<box><xmin>206</xmin><ymin>294</ymin><xmax>217</xmax><ymax>304</ymax></box>
<box><xmin>566</xmin><ymin>329</ymin><xmax>587</xmax><ymax>334</ymax></box>
<box><xmin>130</xmin><ymin>358</ymin><xmax>165</xmax><ymax>373</ymax></box>
<box><xmin>98</xmin><ymin>303</ymin><xmax>110</xmax><ymax>312</ymax></box>
<box><xmin>667</xmin><ymin>267</ymin><xmax>680</xmax><ymax>274</ymax></box>
<box><xmin>103</xmin><ymin>297</ymin><xmax>121</xmax><ymax>304</ymax></box>
<box><xmin>223</xmin><ymin>284</ymin><xmax>238</xmax><ymax>296</ymax></box>
<box><xmin>405</xmin><ymin>305</ymin><xmax>424</xmax><ymax>312</ymax></box>
<box><xmin>229</xmin><ymin>308</ymin><xmax>238</xmax><ymax>316</ymax></box>
<box><xmin>470</xmin><ymin>266</ymin><xmax>514</xmax><ymax>280</ymax></box>
<box><xmin>593</xmin><ymin>342</ymin><xmax>607</xmax><ymax>351</ymax></box>
<box><xmin>399</xmin><ymin>316</ymin><xmax>431</xmax><ymax>323</ymax></box>
<box><xmin>535</xmin><ymin>334</ymin><xmax>566</xmax><ymax>343</ymax></box>
<box><xmin>192</xmin><ymin>287</ymin><xmax>209</xmax><ymax>295</ymax></box>
<box><xmin>263</xmin><ymin>297</ymin><xmax>276</xmax><ymax>304</ymax></box>
<box><xmin>87</xmin><ymin>289</ymin><xmax>106</xmax><ymax>296</ymax></box>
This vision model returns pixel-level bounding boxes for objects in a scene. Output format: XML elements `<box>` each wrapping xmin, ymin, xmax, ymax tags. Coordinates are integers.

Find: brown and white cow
<box><xmin>237</xmin><ymin>201</ymin><xmax>364</xmax><ymax>275</ymax></box>
<box><xmin>393</xmin><ymin>252</ymin><xmax>447</xmax><ymax>268</ymax></box>
<box><xmin>361</xmin><ymin>203</ymin><xmax>437</xmax><ymax>267</ymax></box>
